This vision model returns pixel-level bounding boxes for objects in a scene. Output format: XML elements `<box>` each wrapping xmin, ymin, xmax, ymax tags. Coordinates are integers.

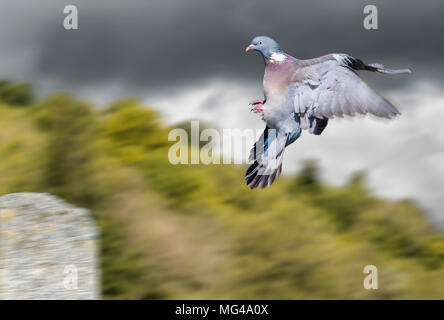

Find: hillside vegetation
<box><xmin>1</xmin><ymin>86</ymin><xmax>444</xmax><ymax>299</ymax></box>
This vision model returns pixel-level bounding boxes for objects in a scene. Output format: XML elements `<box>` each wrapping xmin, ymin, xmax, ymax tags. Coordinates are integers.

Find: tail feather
<box><xmin>249</xmin><ymin>126</ymin><xmax>270</xmax><ymax>162</ymax></box>
<box><xmin>245</xmin><ymin>128</ymin><xmax>289</xmax><ymax>189</ymax></box>
<box><xmin>246</xmin><ymin>161</ymin><xmax>283</xmax><ymax>189</ymax></box>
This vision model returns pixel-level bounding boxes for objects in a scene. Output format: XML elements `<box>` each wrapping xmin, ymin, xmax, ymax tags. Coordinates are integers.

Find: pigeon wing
<box><xmin>292</xmin><ymin>64</ymin><xmax>401</xmax><ymax>120</ymax></box>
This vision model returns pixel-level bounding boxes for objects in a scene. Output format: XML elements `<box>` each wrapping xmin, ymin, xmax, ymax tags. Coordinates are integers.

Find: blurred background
<box><xmin>0</xmin><ymin>0</ymin><xmax>443</xmax><ymax>299</ymax></box>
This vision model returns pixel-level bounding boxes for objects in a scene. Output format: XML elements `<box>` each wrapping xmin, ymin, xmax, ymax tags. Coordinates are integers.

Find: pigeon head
<box><xmin>245</xmin><ymin>36</ymin><xmax>285</xmax><ymax>61</ymax></box>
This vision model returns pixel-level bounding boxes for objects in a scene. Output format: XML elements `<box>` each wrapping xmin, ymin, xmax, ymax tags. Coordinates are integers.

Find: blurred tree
<box><xmin>422</xmin><ymin>237</ymin><xmax>444</xmax><ymax>269</ymax></box>
<box><xmin>289</xmin><ymin>159</ymin><xmax>322</xmax><ymax>193</ymax></box>
<box><xmin>102</xmin><ymin>97</ymin><xmax>140</xmax><ymax>115</ymax></box>
<box><xmin>348</xmin><ymin>171</ymin><xmax>367</xmax><ymax>190</ymax></box>
<box><xmin>101</xmin><ymin>102</ymin><xmax>168</xmax><ymax>163</ymax></box>
<box><xmin>306</xmin><ymin>171</ymin><xmax>375</xmax><ymax>232</ymax></box>
<box><xmin>140</xmin><ymin>152</ymin><xmax>202</xmax><ymax>209</ymax></box>
<box><xmin>174</xmin><ymin>120</ymin><xmax>215</xmax><ymax>149</ymax></box>
<box><xmin>0</xmin><ymin>80</ymin><xmax>33</xmax><ymax>106</ymax></box>
<box><xmin>2</xmin><ymin>90</ymin><xmax>444</xmax><ymax>299</ymax></box>
<box><xmin>100</xmin><ymin>213</ymin><xmax>166</xmax><ymax>299</ymax></box>
<box><xmin>35</xmin><ymin>94</ymin><xmax>100</xmax><ymax>206</ymax></box>
<box><xmin>299</xmin><ymin>160</ymin><xmax>320</xmax><ymax>186</ymax></box>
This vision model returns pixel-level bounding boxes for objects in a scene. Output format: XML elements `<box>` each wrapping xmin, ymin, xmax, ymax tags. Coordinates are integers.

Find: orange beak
<box><xmin>245</xmin><ymin>44</ymin><xmax>254</xmax><ymax>52</ymax></box>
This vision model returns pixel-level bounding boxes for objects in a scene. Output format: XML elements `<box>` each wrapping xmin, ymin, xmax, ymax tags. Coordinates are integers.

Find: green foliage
<box><xmin>422</xmin><ymin>237</ymin><xmax>444</xmax><ymax>269</ymax></box>
<box><xmin>101</xmin><ymin>102</ymin><xmax>168</xmax><ymax>163</ymax></box>
<box><xmin>291</xmin><ymin>165</ymin><xmax>375</xmax><ymax>232</ymax></box>
<box><xmin>289</xmin><ymin>159</ymin><xmax>322</xmax><ymax>194</ymax></box>
<box><xmin>102</xmin><ymin>97</ymin><xmax>140</xmax><ymax>115</ymax></box>
<box><xmin>99</xmin><ymin>214</ymin><xmax>145</xmax><ymax>298</ymax></box>
<box><xmin>99</xmin><ymin>213</ymin><xmax>166</xmax><ymax>299</ymax></box>
<box><xmin>0</xmin><ymin>80</ymin><xmax>33</xmax><ymax>106</ymax></box>
<box><xmin>174</xmin><ymin>120</ymin><xmax>215</xmax><ymax>149</ymax></box>
<box><xmin>35</xmin><ymin>94</ymin><xmax>101</xmax><ymax>207</ymax></box>
<box><xmin>140</xmin><ymin>152</ymin><xmax>203</xmax><ymax>209</ymax></box>
<box><xmin>0</xmin><ymin>105</ymin><xmax>44</xmax><ymax>193</ymax></box>
<box><xmin>2</xmin><ymin>93</ymin><xmax>444</xmax><ymax>299</ymax></box>
<box><xmin>315</xmin><ymin>186</ymin><xmax>374</xmax><ymax>232</ymax></box>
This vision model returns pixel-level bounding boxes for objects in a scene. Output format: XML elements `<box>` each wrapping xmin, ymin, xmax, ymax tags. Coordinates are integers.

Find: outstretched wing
<box><xmin>292</xmin><ymin>61</ymin><xmax>401</xmax><ymax>120</ymax></box>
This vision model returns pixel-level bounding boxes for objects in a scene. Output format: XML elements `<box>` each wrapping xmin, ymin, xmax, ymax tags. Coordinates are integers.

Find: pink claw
<box><xmin>250</xmin><ymin>99</ymin><xmax>264</xmax><ymax>106</ymax></box>
<box><xmin>251</xmin><ymin>105</ymin><xmax>264</xmax><ymax>114</ymax></box>
<box><xmin>249</xmin><ymin>99</ymin><xmax>265</xmax><ymax>114</ymax></box>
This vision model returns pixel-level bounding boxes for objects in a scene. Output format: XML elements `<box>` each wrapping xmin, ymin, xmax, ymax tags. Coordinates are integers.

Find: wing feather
<box><xmin>291</xmin><ymin>65</ymin><xmax>401</xmax><ymax>120</ymax></box>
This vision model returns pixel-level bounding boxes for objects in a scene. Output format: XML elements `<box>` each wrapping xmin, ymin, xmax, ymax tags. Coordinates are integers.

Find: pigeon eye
<box><xmin>259</xmin><ymin>41</ymin><xmax>263</xmax><ymax>45</ymax></box>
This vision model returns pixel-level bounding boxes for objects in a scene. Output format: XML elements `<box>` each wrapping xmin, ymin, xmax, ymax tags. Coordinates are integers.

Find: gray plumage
<box><xmin>245</xmin><ymin>36</ymin><xmax>411</xmax><ymax>189</ymax></box>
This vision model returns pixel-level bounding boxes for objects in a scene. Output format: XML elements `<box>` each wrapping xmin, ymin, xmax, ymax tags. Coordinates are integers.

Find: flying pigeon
<box><xmin>244</xmin><ymin>36</ymin><xmax>411</xmax><ymax>189</ymax></box>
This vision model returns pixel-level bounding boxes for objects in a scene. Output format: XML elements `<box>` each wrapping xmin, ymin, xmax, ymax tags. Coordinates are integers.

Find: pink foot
<box><xmin>250</xmin><ymin>99</ymin><xmax>264</xmax><ymax>105</ymax></box>
<box><xmin>249</xmin><ymin>99</ymin><xmax>265</xmax><ymax>114</ymax></box>
<box><xmin>251</xmin><ymin>105</ymin><xmax>264</xmax><ymax>114</ymax></box>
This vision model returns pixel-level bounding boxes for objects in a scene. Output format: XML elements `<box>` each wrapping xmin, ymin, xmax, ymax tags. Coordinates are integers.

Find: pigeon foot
<box><xmin>251</xmin><ymin>105</ymin><xmax>264</xmax><ymax>114</ymax></box>
<box><xmin>249</xmin><ymin>99</ymin><xmax>265</xmax><ymax>114</ymax></box>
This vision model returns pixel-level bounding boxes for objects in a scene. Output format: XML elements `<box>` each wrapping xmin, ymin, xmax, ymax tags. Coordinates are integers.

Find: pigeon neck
<box><xmin>265</xmin><ymin>51</ymin><xmax>288</xmax><ymax>65</ymax></box>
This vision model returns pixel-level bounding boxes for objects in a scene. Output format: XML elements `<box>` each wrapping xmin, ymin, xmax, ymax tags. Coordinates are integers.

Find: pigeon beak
<box><xmin>245</xmin><ymin>45</ymin><xmax>254</xmax><ymax>52</ymax></box>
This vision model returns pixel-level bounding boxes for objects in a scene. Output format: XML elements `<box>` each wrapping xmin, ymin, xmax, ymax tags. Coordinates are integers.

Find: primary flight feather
<box><xmin>245</xmin><ymin>36</ymin><xmax>411</xmax><ymax>189</ymax></box>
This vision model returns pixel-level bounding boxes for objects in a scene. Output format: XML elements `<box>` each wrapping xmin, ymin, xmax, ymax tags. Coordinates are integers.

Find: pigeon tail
<box><xmin>246</xmin><ymin>160</ymin><xmax>283</xmax><ymax>189</ymax></box>
<box><xmin>249</xmin><ymin>126</ymin><xmax>270</xmax><ymax>162</ymax></box>
<box><xmin>246</xmin><ymin>128</ymin><xmax>300</xmax><ymax>189</ymax></box>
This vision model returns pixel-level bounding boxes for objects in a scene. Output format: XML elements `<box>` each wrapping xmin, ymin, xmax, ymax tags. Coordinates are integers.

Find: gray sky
<box><xmin>0</xmin><ymin>0</ymin><xmax>443</xmax><ymax>223</ymax></box>
<box><xmin>1</xmin><ymin>0</ymin><xmax>442</xmax><ymax>93</ymax></box>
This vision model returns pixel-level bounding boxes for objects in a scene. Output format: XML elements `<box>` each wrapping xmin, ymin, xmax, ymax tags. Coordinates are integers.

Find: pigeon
<box><xmin>244</xmin><ymin>36</ymin><xmax>411</xmax><ymax>189</ymax></box>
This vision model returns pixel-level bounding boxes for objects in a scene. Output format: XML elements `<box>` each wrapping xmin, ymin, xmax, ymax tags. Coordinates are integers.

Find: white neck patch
<box><xmin>269</xmin><ymin>52</ymin><xmax>287</xmax><ymax>64</ymax></box>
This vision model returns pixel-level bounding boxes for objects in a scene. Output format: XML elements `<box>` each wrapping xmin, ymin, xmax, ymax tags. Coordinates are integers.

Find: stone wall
<box><xmin>0</xmin><ymin>193</ymin><xmax>100</xmax><ymax>299</ymax></box>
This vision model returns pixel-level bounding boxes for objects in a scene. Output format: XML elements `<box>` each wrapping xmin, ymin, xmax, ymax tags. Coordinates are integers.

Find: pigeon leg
<box><xmin>250</xmin><ymin>99</ymin><xmax>265</xmax><ymax>105</ymax></box>
<box><xmin>249</xmin><ymin>99</ymin><xmax>265</xmax><ymax>114</ymax></box>
<box><xmin>251</xmin><ymin>105</ymin><xmax>264</xmax><ymax>114</ymax></box>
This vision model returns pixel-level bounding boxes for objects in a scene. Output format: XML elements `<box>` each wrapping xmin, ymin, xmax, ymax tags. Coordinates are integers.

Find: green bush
<box><xmin>2</xmin><ymin>92</ymin><xmax>444</xmax><ymax>299</ymax></box>
<box><xmin>0</xmin><ymin>80</ymin><xmax>33</xmax><ymax>106</ymax></box>
<box><xmin>35</xmin><ymin>94</ymin><xmax>101</xmax><ymax>206</ymax></box>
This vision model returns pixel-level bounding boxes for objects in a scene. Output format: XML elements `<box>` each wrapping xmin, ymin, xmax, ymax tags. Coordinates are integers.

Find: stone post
<box><xmin>0</xmin><ymin>193</ymin><xmax>100</xmax><ymax>299</ymax></box>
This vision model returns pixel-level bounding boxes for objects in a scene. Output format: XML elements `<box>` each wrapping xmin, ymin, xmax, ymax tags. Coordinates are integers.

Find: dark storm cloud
<box><xmin>1</xmin><ymin>0</ymin><xmax>439</xmax><ymax>94</ymax></box>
